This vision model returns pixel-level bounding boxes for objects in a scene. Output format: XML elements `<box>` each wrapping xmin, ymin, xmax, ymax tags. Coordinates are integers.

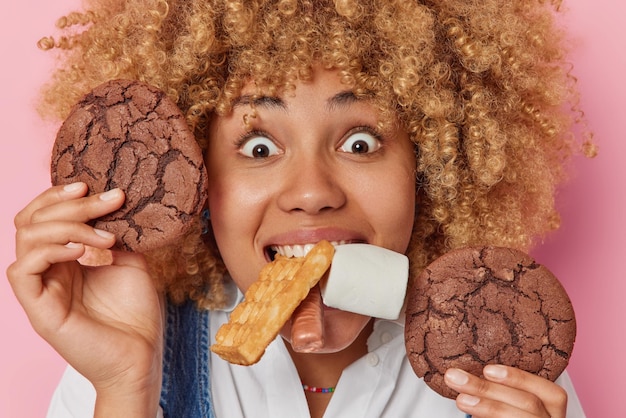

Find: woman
<box><xmin>8</xmin><ymin>0</ymin><xmax>591</xmax><ymax>416</ymax></box>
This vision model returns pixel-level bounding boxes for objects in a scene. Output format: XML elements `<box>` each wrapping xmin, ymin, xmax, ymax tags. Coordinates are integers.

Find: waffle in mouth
<box><xmin>211</xmin><ymin>240</ymin><xmax>335</xmax><ymax>365</ymax></box>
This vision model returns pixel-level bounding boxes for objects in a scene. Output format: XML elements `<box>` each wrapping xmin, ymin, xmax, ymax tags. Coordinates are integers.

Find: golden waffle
<box><xmin>211</xmin><ymin>240</ymin><xmax>335</xmax><ymax>365</ymax></box>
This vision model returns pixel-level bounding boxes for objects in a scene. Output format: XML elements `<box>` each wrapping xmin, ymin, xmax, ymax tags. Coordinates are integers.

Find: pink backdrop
<box><xmin>1</xmin><ymin>1</ymin><xmax>623</xmax><ymax>416</ymax></box>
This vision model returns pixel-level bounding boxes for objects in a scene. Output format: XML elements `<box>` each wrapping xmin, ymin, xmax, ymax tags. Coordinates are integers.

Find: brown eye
<box><xmin>251</xmin><ymin>144</ymin><xmax>271</xmax><ymax>158</ymax></box>
<box><xmin>339</xmin><ymin>132</ymin><xmax>381</xmax><ymax>154</ymax></box>
<box><xmin>349</xmin><ymin>140</ymin><xmax>369</xmax><ymax>153</ymax></box>
<box><xmin>239</xmin><ymin>135</ymin><xmax>280</xmax><ymax>158</ymax></box>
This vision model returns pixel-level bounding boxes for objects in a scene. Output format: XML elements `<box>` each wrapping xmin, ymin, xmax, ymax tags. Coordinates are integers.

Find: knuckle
<box><xmin>5</xmin><ymin>262</ymin><xmax>19</xmax><ymax>284</ymax></box>
<box><xmin>15</xmin><ymin>224</ymin><xmax>34</xmax><ymax>245</ymax></box>
<box><xmin>474</xmin><ymin>377</ymin><xmax>491</xmax><ymax>396</ymax></box>
<box><xmin>521</xmin><ymin>394</ymin><xmax>545</xmax><ymax>413</ymax></box>
<box><xmin>551</xmin><ymin>384</ymin><xmax>568</xmax><ymax>407</ymax></box>
<box><xmin>29</xmin><ymin>208</ymin><xmax>47</xmax><ymax>225</ymax></box>
<box><xmin>13</xmin><ymin>208</ymin><xmax>31</xmax><ymax>228</ymax></box>
<box><xmin>554</xmin><ymin>386</ymin><xmax>567</xmax><ymax>404</ymax></box>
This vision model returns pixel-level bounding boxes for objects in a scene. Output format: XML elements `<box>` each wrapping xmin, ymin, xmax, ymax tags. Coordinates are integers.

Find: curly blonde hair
<box><xmin>38</xmin><ymin>0</ymin><xmax>594</xmax><ymax>309</ymax></box>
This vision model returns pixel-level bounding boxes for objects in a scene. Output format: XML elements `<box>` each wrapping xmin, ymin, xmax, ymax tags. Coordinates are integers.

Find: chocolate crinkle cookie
<box><xmin>405</xmin><ymin>246</ymin><xmax>576</xmax><ymax>399</ymax></box>
<box><xmin>51</xmin><ymin>79</ymin><xmax>208</xmax><ymax>252</ymax></box>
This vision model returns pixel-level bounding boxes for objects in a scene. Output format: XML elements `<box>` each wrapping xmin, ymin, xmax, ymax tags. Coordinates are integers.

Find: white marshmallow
<box><xmin>320</xmin><ymin>244</ymin><xmax>409</xmax><ymax>320</ymax></box>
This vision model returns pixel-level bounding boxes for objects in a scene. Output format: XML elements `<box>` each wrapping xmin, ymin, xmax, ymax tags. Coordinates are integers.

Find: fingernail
<box><xmin>458</xmin><ymin>394</ymin><xmax>480</xmax><ymax>407</ymax></box>
<box><xmin>65</xmin><ymin>242</ymin><xmax>82</xmax><ymax>249</ymax></box>
<box><xmin>63</xmin><ymin>182</ymin><xmax>84</xmax><ymax>193</ymax></box>
<box><xmin>445</xmin><ymin>368</ymin><xmax>469</xmax><ymax>386</ymax></box>
<box><xmin>484</xmin><ymin>364</ymin><xmax>508</xmax><ymax>380</ymax></box>
<box><xmin>99</xmin><ymin>189</ymin><xmax>121</xmax><ymax>201</ymax></box>
<box><xmin>94</xmin><ymin>228</ymin><xmax>115</xmax><ymax>239</ymax></box>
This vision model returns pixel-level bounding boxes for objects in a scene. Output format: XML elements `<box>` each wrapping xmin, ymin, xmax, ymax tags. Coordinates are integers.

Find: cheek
<box><xmin>206</xmin><ymin>155</ymin><xmax>253</xmax><ymax>237</ymax></box>
<box><xmin>206</xmin><ymin>180</ymin><xmax>232</xmax><ymax>239</ymax></box>
<box><xmin>205</xmin><ymin>170</ymin><xmax>245</xmax><ymax>266</ymax></box>
<box><xmin>208</xmin><ymin>181</ymin><xmax>268</xmax><ymax>233</ymax></box>
<box><xmin>365</xmin><ymin>168</ymin><xmax>416</xmax><ymax>252</ymax></box>
<box><xmin>206</xmin><ymin>178</ymin><xmax>270</xmax><ymax>292</ymax></box>
<box><xmin>388</xmin><ymin>186</ymin><xmax>416</xmax><ymax>249</ymax></box>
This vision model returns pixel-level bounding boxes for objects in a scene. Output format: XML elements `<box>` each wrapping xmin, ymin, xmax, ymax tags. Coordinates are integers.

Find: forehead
<box><xmin>222</xmin><ymin>70</ymin><xmax>401</xmax><ymax>139</ymax></box>
<box><xmin>232</xmin><ymin>69</ymin><xmax>386</xmax><ymax>126</ymax></box>
<box><xmin>217</xmin><ymin>66</ymin><xmax>398</xmax><ymax>133</ymax></box>
<box><xmin>238</xmin><ymin>67</ymin><xmax>348</xmax><ymax>97</ymax></box>
<box><xmin>231</xmin><ymin>67</ymin><xmax>380</xmax><ymax>113</ymax></box>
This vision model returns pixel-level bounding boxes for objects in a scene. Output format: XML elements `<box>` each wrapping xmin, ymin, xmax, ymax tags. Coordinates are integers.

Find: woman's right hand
<box><xmin>7</xmin><ymin>182</ymin><xmax>163</xmax><ymax>416</ymax></box>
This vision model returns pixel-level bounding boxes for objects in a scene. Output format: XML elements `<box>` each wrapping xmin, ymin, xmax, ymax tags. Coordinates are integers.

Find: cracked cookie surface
<box><xmin>405</xmin><ymin>246</ymin><xmax>576</xmax><ymax>398</ymax></box>
<box><xmin>51</xmin><ymin>79</ymin><xmax>208</xmax><ymax>252</ymax></box>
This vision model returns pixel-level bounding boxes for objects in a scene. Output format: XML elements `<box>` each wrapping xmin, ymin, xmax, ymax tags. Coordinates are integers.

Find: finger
<box><xmin>14</xmin><ymin>183</ymin><xmax>88</xmax><ymax>228</ymax></box>
<box><xmin>445</xmin><ymin>368</ymin><xmax>551</xmax><ymax>418</ymax></box>
<box><xmin>15</xmin><ymin>220</ymin><xmax>117</xmax><ymax>258</ymax></box>
<box><xmin>109</xmin><ymin>250</ymin><xmax>149</xmax><ymax>271</ymax></box>
<box><xmin>7</xmin><ymin>241</ymin><xmax>85</xmax><ymax>310</ymax></box>
<box><xmin>29</xmin><ymin>188</ymin><xmax>125</xmax><ymax>226</ymax></box>
<box><xmin>482</xmin><ymin>365</ymin><xmax>568</xmax><ymax>418</ymax></box>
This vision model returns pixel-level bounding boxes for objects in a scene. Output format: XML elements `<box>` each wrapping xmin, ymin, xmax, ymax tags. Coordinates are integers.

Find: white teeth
<box><xmin>277</xmin><ymin>244</ymin><xmax>314</xmax><ymax>258</ymax></box>
<box><xmin>271</xmin><ymin>240</ymin><xmax>348</xmax><ymax>258</ymax></box>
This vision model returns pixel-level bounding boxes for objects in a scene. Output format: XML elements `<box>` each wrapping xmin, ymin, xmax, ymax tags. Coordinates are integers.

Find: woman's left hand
<box><xmin>444</xmin><ymin>365</ymin><xmax>567</xmax><ymax>418</ymax></box>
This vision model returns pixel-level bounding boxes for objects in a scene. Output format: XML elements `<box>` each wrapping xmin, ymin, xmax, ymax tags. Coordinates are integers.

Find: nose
<box><xmin>276</xmin><ymin>156</ymin><xmax>347</xmax><ymax>215</ymax></box>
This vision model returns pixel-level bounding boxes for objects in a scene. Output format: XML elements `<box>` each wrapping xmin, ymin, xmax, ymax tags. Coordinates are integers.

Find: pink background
<box><xmin>1</xmin><ymin>0</ymin><xmax>624</xmax><ymax>416</ymax></box>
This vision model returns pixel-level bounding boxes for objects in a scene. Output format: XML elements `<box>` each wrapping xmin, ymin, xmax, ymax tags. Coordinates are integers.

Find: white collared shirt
<box><xmin>209</xmin><ymin>312</ymin><xmax>466</xmax><ymax>418</ymax></box>
<box><xmin>48</xmin><ymin>307</ymin><xmax>586</xmax><ymax>417</ymax></box>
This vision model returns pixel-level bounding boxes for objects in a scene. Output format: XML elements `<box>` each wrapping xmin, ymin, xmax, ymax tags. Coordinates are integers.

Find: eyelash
<box><xmin>234</xmin><ymin>129</ymin><xmax>271</xmax><ymax>149</ymax></box>
<box><xmin>345</xmin><ymin>125</ymin><xmax>385</xmax><ymax>144</ymax></box>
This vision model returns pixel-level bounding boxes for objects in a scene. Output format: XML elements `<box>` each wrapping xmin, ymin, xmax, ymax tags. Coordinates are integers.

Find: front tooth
<box><xmin>289</xmin><ymin>245</ymin><xmax>309</xmax><ymax>258</ymax></box>
<box><xmin>303</xmin><ymin>243</ymin><xmax>315</xmax><ymax>256</ymax></box>
<box><xmin>280</xmin><ymin>245</ymin><xmax>294</xmax><ymax>257</ymax></box>
<box><xmin>272</xmin><ymin>243</ymin><xmax>331</xmax><ymax>258</ymax></box>
<box><xmin>286</xmin><ymin>245</ymin><xmax>299</xmax><ymax>257</ymax></box>
<box><xmin>273</xmin><ymin>245</ymin><xmax>301</xmax><ymax>258</ymax></box>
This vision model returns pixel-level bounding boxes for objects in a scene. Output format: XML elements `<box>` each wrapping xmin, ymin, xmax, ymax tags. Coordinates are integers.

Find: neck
<box><xmin>285</xmin><ymin>319</ymin><xmax>374</xmax><ymax>418</ymax></box>
<box><xmin>285</xmin><ymin>319</ymin><xmax>374</xmax><ymax>389</ymax></box>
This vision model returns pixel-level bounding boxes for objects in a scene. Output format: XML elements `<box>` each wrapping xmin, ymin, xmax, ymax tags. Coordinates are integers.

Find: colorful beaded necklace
<box><xmin>302</xmin><ymin>383</ymin><xmax>335</xmax><ymax>393</ymax></box>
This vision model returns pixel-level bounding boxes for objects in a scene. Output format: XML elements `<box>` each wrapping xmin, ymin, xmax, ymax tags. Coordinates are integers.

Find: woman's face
<box><xmin>206</xmin><ymin>67</ymin><xmax>416</xmax><ymax>351</ymax></box>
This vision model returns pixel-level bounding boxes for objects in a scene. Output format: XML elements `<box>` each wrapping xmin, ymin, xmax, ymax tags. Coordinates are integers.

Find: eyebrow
<box><xmin>233</xmin><ymin>95</ymin><xmax>286</xmax><ymax>110</ymax></box>
<box><xmin>232</xmin><ymin>90</ymin><xmax>367</xmax><ymax>112</ymax></box>
<box><xmin>326</xmin><ymin>90</ymin><xmax>362</xmax><ymax>111</ymax></box>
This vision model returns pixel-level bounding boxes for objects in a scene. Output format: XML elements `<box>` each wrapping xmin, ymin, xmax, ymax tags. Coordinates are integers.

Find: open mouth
<box><xmin>265</xmin><ymin>240</ymin><xmax>363</xmax><ymax>261</ymax></box>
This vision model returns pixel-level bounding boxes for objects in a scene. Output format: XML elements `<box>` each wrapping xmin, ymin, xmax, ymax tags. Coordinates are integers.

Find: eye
<box><xmin>339</xmin><ymin>131</ymin><xmax>382</xmax><ymax>154</ymax></box>
<box><xmin>238</xmin><ymin>133</ymin><xmax>281</xmax><ymax>158</ymax></box>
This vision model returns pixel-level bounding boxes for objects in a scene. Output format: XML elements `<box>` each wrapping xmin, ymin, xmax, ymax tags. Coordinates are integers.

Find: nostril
<box><xmin>290</xmin><ymin>205</ymin><xmax>334</xmax><ymax>213</ymax></box>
